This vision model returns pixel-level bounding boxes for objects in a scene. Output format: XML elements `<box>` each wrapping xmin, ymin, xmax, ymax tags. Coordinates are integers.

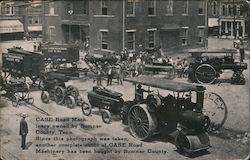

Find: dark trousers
<box><xmin>107</xmin><ymin>75</ymin><xmax>113</xmax><ymax>86</ymax></box>
<box><xmin>21</xmin><ymin>134</ymin><xmax>27</xmax><ymax>149</ymax></box>
<box><xmin>97</xmin><ymin>77</ymin><xmax>102</xmax><ymax>86</ymax></box>
<box><xmin>240</xmin><ymin>49</ymin><xmax>245</xmax><ymax>62</ymax></box>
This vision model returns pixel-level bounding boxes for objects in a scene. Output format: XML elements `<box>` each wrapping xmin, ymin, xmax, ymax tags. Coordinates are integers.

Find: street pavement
<box><xmin>0</xmin><ymin>37</ymin><xmax>250</xmax><ymax>160</ymax></box>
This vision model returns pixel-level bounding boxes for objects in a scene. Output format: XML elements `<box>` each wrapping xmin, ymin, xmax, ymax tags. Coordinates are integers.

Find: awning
<box><xmin>208</xmin><ymin>18</ymin><xmax>219</xmax><ymax>27</ymax></box>
<box><xmin>28</xmin><ymin>26</ymin><xmax>42</xmax><ymax>31</ymax></box>
<box><xmin>160</xmin><ymin>24</ymin><xmax>180</xmax><ymax>31</ymax></box>
<box><xmin>0</xmin><ymin>20</ymin><xmax>24</xmax><ymax>33</ymax></box>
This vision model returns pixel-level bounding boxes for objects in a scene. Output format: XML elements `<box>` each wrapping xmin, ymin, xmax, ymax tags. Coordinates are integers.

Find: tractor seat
<box><xmin>93</xmin><ymin>86</ymin><xmax>123</xmax><ymax>98</ymax></box>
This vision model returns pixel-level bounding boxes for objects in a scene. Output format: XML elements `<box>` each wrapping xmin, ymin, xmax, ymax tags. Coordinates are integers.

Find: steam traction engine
<box><xmin>123</xmin><ymin>77</ymin><xmax>211</xmax><ymax>155</ymax></box>
<box><xmin>39</xmin><ymin>71</ymin><xmax>87</xmax><ymax>109</ymax></box>
<box><xmin>188</xmin><ymin>49</ymin><xmax>247</xmax><ymax>84</ymax></box>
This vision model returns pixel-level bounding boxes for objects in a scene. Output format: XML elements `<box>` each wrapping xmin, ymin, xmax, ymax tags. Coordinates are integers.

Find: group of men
<box><xmin>96</xmin><ymin>64</ymin><xmax>124</xmax><ymax>86</ymax></box>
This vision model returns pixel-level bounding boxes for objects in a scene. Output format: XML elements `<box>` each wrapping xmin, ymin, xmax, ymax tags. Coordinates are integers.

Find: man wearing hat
<box><xmin>19</xmin><ymin>113</ymin><xmax>28</xmax><ymax>150</ymax></box>
<box><xmin>135</xmin><ymin>84</ymin><xmax>153</xmax><ymax>103</ymax></box>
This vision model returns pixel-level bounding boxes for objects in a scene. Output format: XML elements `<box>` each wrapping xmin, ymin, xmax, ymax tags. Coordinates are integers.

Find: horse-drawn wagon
<box><xmin>2</xmin><ymin>47</ymin><xmax>44</xmax><ymax>83</ymax></box>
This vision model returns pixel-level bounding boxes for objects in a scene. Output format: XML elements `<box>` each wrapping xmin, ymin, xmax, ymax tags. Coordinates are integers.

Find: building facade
<box><xmin>0</xmin><ymin>0</ymin><xmax>43</xmax><ymax>41</ymax></box>
<box><xmin>43</xmin><ymin>0</ymin><xmax>207</xmax><ymax>54</ymax></box>
<box><xmin>0</xmin><ymin>1</ymin><xmax>23</xmax><ymax>41</ymax></box>
<box><xmin>208</xmin><ymin>0</ymin><xmax>248</xmax><ymax>38</ymax></box>
<box><xmin>42</xmin><ymin>1</ymin><xmax>90</xmax><ymax>43</ymax></box>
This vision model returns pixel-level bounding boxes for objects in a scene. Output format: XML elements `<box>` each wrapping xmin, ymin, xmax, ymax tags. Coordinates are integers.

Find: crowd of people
<box><xmin>92</xmin><ymin>47</ymin><xmax>190</xmax><ymax>86</ymax></box>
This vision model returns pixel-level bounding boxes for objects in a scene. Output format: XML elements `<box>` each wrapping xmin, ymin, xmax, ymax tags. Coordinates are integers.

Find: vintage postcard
<box><xmin>0</xmin><ymin>0</ymin><xmax>249</xmax><ymax>160</ymax></box>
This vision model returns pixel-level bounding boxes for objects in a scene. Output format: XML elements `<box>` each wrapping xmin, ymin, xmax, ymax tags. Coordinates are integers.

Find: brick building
<box><xmin>0</xmin><ymin>0</ymin><xmax>43</xmax><ymax>41</ymax></box>
<box><xmin>43</xmin><ymin>0</ymin><xmax>207</xmax><ymax>54</ymax></box>
<box><xmin>208</xmin><ymin>0</ymin><xmax>248</xmax><ymax>38</ymax></box>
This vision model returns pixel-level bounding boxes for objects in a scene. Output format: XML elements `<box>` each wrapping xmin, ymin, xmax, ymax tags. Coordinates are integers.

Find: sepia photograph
<box><xmin>0</xmin><ymin>0</ymin><xmax>249</xmax><ymax>160</ymax></box>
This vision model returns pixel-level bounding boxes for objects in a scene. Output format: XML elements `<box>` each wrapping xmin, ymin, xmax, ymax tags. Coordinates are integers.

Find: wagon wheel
<box><xmin>65</xmin><ymin>95</ymin><xmax>76</xmax><ymax>109</ymax></box>
<box><xmin>66</xmin><ymin>85</ymin><xmax>79</xmax><ymax>98</ymax></box>
<box><xmin>11</xmin><ymin>94</ymin><xmax>19</xmax><ymax>107</ymax></box>
<box><xmin>41</xmin><ymin>91</ymin><xmax>50</xmax><ymax>103</ymax></box>
<box><xmin>81</xmin><ymin>102</ymin><xmax>92</xmax><ymax>116</ymax></box>
<box><xmin>175</xmin><ymin>132</ymin><xmax>191</xmax><ymax>156</ymax></box>
<box><xmin>101</xmin><ymin>109</ymin><xmax>111</xmax><ymax>124</ymax></box>
<box><xmin>195</xmin><ymin>64</ymin><xmax>217</xmax><ymax>84</ymax></box>
<box><xmin>203</xmin><ymin>92</ymin><xmax>228</xmax><ymax>132</ymax></box>
<box><xmin>25</xmin><ymin>93</ymin><xmax>34</xmax><ymax>104</ymax></box>
<box><xmin>128</xmin><ymin>104</ymin><xmax>157</xmax><ymax>140</ymax></box>
<box><xmin>54</xmin><ymin>86</ymin><xmax>66</xmax><ymax>105</ymax></box>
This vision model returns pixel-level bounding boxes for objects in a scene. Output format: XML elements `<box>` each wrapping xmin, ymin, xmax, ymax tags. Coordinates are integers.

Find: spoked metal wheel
<box><xmin>195</xmin><ymin>64</ymin><xmax>217</xmax><ymax>84</ymax></box>
<box><xmin>54</xmin><ymin>86</ymin><xmax>65</xmax><ymax>105</ymax></box>
<box><xmin>203</xmin><ymin>92</ymin><xmax>228</xmax><ymax>132</ymax></box>
<box><xmin>41</xmin><ymin>91</ymin><xmax>50</xmax><ymax>103</ymax></box>
<box><xmin>101</xmin><ymin>109</ymin><xmax>111</xmax><ymax>124</ymax></box>
<box><xmin>11</xmin><ymin>94</ymin><xmax>19</xmax><ymax>107</ymax></box>
<box><xmin>66</xmin><ymin>85</ymin><xmax>79</xmax><ymax>98</ymax></box>
<box><xmin>65</xmin><ymin>95</ymin><xmax>76</xmax><ymax>108</ymax></box>
<box><xmin>81</xmin><ymin>102</ymin><xmax>92</xmax><ymax>116</ymax></box>
<box><xmin>128</xmin><ymin>104</ymin><xmax>157</xmax><ymax>140</ymax></box>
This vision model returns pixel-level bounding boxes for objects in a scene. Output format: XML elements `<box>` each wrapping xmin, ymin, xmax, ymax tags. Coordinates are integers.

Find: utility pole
<box><xmin>205</xmin><ymin>0</ymin><xmax>208</xmax><ymax>49</ymax></box>
<box><xmin>233</xmin><ymin>0</ymin><xmax>237</xmax><ymax>39</ymax></box>
<box><xmin>122</xmin><ymin>0</ymin><xmax>125</xmax><ymax>50</ymax></box>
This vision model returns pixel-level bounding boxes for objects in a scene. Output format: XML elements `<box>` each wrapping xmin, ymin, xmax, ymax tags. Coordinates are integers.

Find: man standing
<box><xmin>19</xmin><ymin>113</ymin><xmax>28</xmax><ymax>150</ymax></box>
<box><xmin>239</xmin><ymin>38</ymin><xmax>245</xmax><ymax>62</ymax></box>
<box><xmin>107</xmin><ymin>65</ymin><xmax>113</xmax><ymax>86</ymax></box>
<box><xmin>135</xmin><ymin>84</ymin><xmax>153</xmax><ymax>103</ymax></box>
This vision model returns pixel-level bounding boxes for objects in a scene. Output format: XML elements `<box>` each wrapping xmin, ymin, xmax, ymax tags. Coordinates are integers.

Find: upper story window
<box><xmin>180</xmin><ymin>27</ymin><xmax>188</xmax><ymax>45</ymax></box>
<box><xmin>82</xmin><ymin>0</ymin><xmax>87</xmax><ymax>14</ymax></box>
<box><xmin>101</xmin><ymin>0</ymin><xmax>108</xmax><ymax>15</ymax></box>
<box><xmin>5</xmin><ymin>3</ymin><xmax>15</xmax><ymax>15</ymax></box>
<box><xmin>127</xmin><ymin>0</ymin><xmax>135</xmax><ymax>16</ymax></box>
<box><xmin>49</xmin><ymin>2</ymin><xmax>55</xmax><ymax>15</ymax></box>
<box><xmin>29</xmin><ymin>16</ymin><xmax>42</xmax><ymax>25</ymax></box>
<box><xmin>148</xmin><ymin>29</ymin><xmax>156</xmax><ymax>48</ymax></box>
<box><xmin>127</xmin><ymin>30</ymin><xmax>136</xmax><ymax>50</ymax></box>
<box><xmin>212</xmin><ymin>1</ymin><xmax>217</xmax><ymax>16</ymax></box>
<box><xmin>197</xmin><ymin>27</ymin><xmax>205</xmax><ymax>44</ymax></box>
<box><xmin>48</xmin><ymin>26</ymin><xmax>56</xmax><ymax>42</ymax></box>
<box><xmin>239</xmin><ymin>5</ymin><xmax>244</xmax><ymax>16</ymax></box>
<box><xmin>182</xmin><ymin>0</ymin><xmax>188</xmax><ymax>15</ymax></box>
<box><xmin>101</xmin><ymin>30</ymin><xmax>108</xmax><ymax>49</ymax></box>
<box><xmin>222</xmin><ymin>5</ymin><xmax>226</xmax><ymax>16</ymax></box>
<box><xmin>166</xmin><ymin>0</ymin><xmax>173</xmax><ymax>16</ymax></box>
<box><xmin>228</xmin><ymin>5</ymin><xmax>233</xmax><ymax>17</ymax></box>
<box><xmin>198</xmin><ymin>0</ymin><xmax>204</xmax><ymax>15</ymax></box>
<box><xmin>148</xmin><ymin>0</ymin><xmax>156</xmax><ymax>16</ymax></box>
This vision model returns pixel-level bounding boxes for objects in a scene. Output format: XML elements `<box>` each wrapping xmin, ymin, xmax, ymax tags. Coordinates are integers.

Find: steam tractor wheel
<box><xmin>175</xmin><ymin>131</ymin><xmax>210</xmax><ymax>156</ymax></box>
<box><xmin>128</xmin><ymin>104</ymin><xmax>157</xmax><ymax>140</ymax></box>
<box><xmin>11</xmin><ymin>94</ymin><xmax>19</xmax><ymax>107</ymax></box>
<box><xmin>101</xmin><ymin>109</ymin><xmax>112</xmax><ymax>124</ymax></box>
<box><xmin>66</xmin><ymin>85</ymin><xmax>79</xmax><ymax>98</ymax></box>
<box><xmin>65</xmin><ymin>95</ymin><xmax>76</xmax><ymax>108</ymax></box>
<box><xmin>41</xmin><ymin>91</ymin><xmax>50</xmax><ymax>103</ymax></box>
<box><xmin>195</xmin><ymin>64</ymin><xmax>217</xmax><ymax>84</ymax></box>
<box><xmin>81</xmin><ymin>102</ymin><xmax>92</xmax><ymax>116</ymax></box>
<box><xmin>54</xmin><ymin>86</ymin><xmax>66</xmax><ymax>105</ymax></box>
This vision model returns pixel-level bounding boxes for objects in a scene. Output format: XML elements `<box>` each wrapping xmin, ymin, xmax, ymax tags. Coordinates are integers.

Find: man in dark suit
<box><xmin>19</xmin><ymin>113</ymin><xmax>28</xmax><ymax>150</ymax></box>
